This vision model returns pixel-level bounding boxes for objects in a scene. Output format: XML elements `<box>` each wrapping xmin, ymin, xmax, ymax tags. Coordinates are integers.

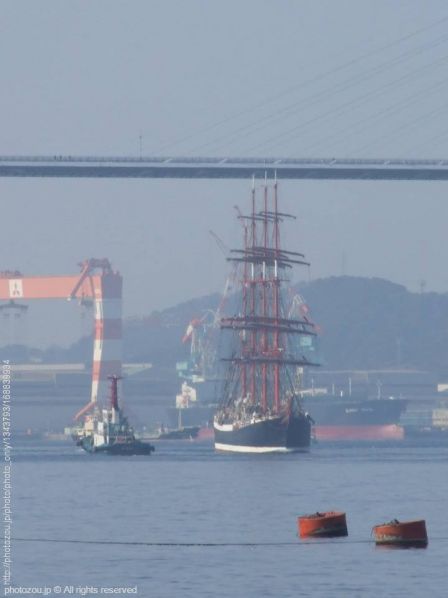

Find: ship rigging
<box><xmin>214</xmin><ymin>178</ymin><xmax>318</xmax><ymax>453</ymax></box>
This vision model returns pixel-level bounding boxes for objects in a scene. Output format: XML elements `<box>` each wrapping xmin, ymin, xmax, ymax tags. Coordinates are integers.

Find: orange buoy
<box><xmin>372</xmin><ymin>519</ymin><xmax>428</xmax><ymax>547</ymax></box>
<box><xmin>298</xmin><ymin>511</ymin><xmax>348</xmax><ymax>538</ymax></box>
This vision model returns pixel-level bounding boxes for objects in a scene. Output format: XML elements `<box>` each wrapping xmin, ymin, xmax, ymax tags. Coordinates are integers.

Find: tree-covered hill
<box><xmin>4</xmin><ymin>277</ymin><xmax>448</xmax><ymax>377</ymax></box>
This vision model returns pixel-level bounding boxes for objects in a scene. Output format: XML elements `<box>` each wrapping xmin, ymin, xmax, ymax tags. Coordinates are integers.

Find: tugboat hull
<box><xmin>214</xmin><ymin>414</ymin><xmax>311</xmax><ymax>453</ymax></box>
<box><xmin>80</xmin><ymin>436</ymin><xmax>154</xmax><ymax>456</ymax></box>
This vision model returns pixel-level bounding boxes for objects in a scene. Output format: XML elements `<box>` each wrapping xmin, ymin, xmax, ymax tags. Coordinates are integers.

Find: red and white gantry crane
<box><xmin>0</xmin><ymin>258</ymin><xmax>122</xmax><ymax>419</ymax></box>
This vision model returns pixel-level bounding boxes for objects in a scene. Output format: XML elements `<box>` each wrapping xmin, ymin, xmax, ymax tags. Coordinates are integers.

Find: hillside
<box><xmin>298</xmin><ymin>277</ymin><xmax>448</xmax><ymax>374</ymax></box>
<box><xmin>125</xmin><ymin>276</ymin><xmax>448</xmax><ymax>376</ymax></box>
<box><xmin>4</xmin><ymin>277</ymin><xmax>448</xmax><ymax>376</ymax></box>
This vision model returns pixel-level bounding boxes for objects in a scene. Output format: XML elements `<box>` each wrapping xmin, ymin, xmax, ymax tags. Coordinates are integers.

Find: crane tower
<box><xmin>0</xmin><ymin>259</ymin><xmax>122</xmax><ymax>416</ymax></box>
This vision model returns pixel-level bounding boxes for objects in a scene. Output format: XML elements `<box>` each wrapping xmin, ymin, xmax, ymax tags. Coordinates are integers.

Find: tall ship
<box><xmin>213</xmin><ymin>178</ymin><xmax>318</xmax><ymax>453</ymax></box>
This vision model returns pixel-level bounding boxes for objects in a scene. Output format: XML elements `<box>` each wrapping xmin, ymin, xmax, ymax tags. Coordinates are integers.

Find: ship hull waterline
<box><xmin>80</xmin><ymin>436</ymin><xmax>155</xmax><ymax>456</ymax></box>
<box><xmin>167</xmin><ymin>398</ymin><xmax>407</xmax><ymax>435</ymax></box>
<box><xmin>214</xmin><ymin>414</ymin><xmax>311</xmax><ymax>454</ymax></box>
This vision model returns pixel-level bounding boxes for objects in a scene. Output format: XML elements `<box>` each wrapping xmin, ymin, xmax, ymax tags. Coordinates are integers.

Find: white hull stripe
<box><xmin>214</xmin><ymin>443</ymin><xmax>306</xmax><ymax>454</ymax></box>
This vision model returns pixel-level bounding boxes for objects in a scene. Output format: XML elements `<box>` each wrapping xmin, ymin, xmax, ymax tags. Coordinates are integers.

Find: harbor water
<box><xmin>11</xmin><ymin>434</ymin><xmax>448</xmax><ymax>597</ymax></box>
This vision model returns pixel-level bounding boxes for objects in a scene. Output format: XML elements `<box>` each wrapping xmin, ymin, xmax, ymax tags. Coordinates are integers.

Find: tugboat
<box><xmin>75</xmin><ymin>375</ymin><xmax>155</xmax><ymax>455</ymax></box>
<box><xmin>213</xmin><ymin>178</ymin><xmax>318</xmax><ymax>453</ymax></box>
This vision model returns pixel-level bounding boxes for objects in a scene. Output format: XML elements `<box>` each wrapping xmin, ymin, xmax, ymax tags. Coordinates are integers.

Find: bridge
<box><xmin>1</xmin><ymin>155</ymin><xmax>448</xmax><ymax>181</ymax></box>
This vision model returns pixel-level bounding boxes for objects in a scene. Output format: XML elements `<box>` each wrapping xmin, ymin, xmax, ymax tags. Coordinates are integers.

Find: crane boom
<box><xmin>0</xmin><ymin>260</ymin><xmax>122</xmax><ymax>418</ymax></box>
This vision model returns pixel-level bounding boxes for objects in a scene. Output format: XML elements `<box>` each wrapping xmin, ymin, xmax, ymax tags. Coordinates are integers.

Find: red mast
<box><xmin>108</xmin><ymin>375</ymin><xmax>122</xmax><ymax>411</ymax></box>
<box><xmin>221</xmin><ymin>178</ymin><xmax>317</xmax><ymax>415</ymax></box>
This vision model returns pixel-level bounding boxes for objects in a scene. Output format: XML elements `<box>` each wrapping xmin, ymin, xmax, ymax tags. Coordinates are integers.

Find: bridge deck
<box><xmin>1</xmin><ymin>156</ymin><xmax>448</xmax><ymax>181</ymax></box>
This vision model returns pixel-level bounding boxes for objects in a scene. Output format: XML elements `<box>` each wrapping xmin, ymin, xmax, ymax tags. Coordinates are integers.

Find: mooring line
<box><xmin>13</xmin><ymin>536</ymin><xmax>448</xmax><ymax>547</ymax></box>
<box><xmin>11</xmin><ymin>537</ymin><xmax>383</xmax><ymax>547</ymax></box>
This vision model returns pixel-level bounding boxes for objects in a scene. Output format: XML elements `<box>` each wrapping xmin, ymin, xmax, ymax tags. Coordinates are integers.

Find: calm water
<box><xmin>10</xmin><ymin>438</ymin><xmax>448</xmax><ymax>597</ymax></box>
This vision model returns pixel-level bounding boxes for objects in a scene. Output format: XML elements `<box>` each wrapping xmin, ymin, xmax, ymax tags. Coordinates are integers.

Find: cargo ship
<box><xmin>141</xmin><ymin>422</ymin><xmax>201</xmax><ymax>441</ymax></box>
<box><xmin>213</xmin><ymin>178</ymin><xmax>317</xmax><ymax>453</ymax></box>
<box><xmin>167</xmin><ymin>386</ymin><xmax>408</xmax><ymax>441</ymax></box>
<box><xmin>169</xmin><ymin>346</ymin><xmax>408</xmax><ymax>443</ymax></box>
<box><xmin>72</xmin><ymin>375</ymin><xmax>155</xmax><ymax>455</ymax></box>
<box><xmin>302</xmin><ymin>392</ymin><xmax>407</xmax><ymax>441</ymax></box>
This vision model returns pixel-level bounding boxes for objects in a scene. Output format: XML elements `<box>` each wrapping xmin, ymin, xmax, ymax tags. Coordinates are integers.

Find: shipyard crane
<box><xmin>181</xmin><ymin>313</ymin><xmax>215</xmax><ymax>377</ymax></box>
<box><xmin>180</xmin><ymin>228</ymin><xmax>241</xmax><ymax>379</ymax></box>
<box><xmin>0</xmin><ymin>260</ymin><xmax>122</xmax><ymax>419</ymax></box>
<box><xmin>209</xmin><ymin>229</ymin><xmax>239</xmax><ymax>327</ymax></box>
<box><xmin>288</xmin><ymin>293</ymin><xmax>312</xmax><ymax>324</ymax></box>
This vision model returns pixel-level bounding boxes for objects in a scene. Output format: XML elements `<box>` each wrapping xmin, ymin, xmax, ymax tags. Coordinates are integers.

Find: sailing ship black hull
<box><xmin>214</xmin><ymin>414</ymin><xmax>311</xmax><ymax>453</ymax></box>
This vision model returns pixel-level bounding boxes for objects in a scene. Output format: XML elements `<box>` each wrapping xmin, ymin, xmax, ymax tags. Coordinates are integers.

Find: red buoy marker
<box><xmin>298</xmin><ymin>511</ymin><xmax>348</xmax><ymax>538</ymax></box>
<box><xmin>372</xmin><ymin>519</ymin><xmax>428</xmax><ymax>548</ymax></box>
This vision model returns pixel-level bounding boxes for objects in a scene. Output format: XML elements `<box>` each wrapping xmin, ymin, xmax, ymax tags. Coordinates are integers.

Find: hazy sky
<box><xmin>2</xmin><ymin>1</ymin><xmax>448</xmax><ymax>346</ymax></box>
